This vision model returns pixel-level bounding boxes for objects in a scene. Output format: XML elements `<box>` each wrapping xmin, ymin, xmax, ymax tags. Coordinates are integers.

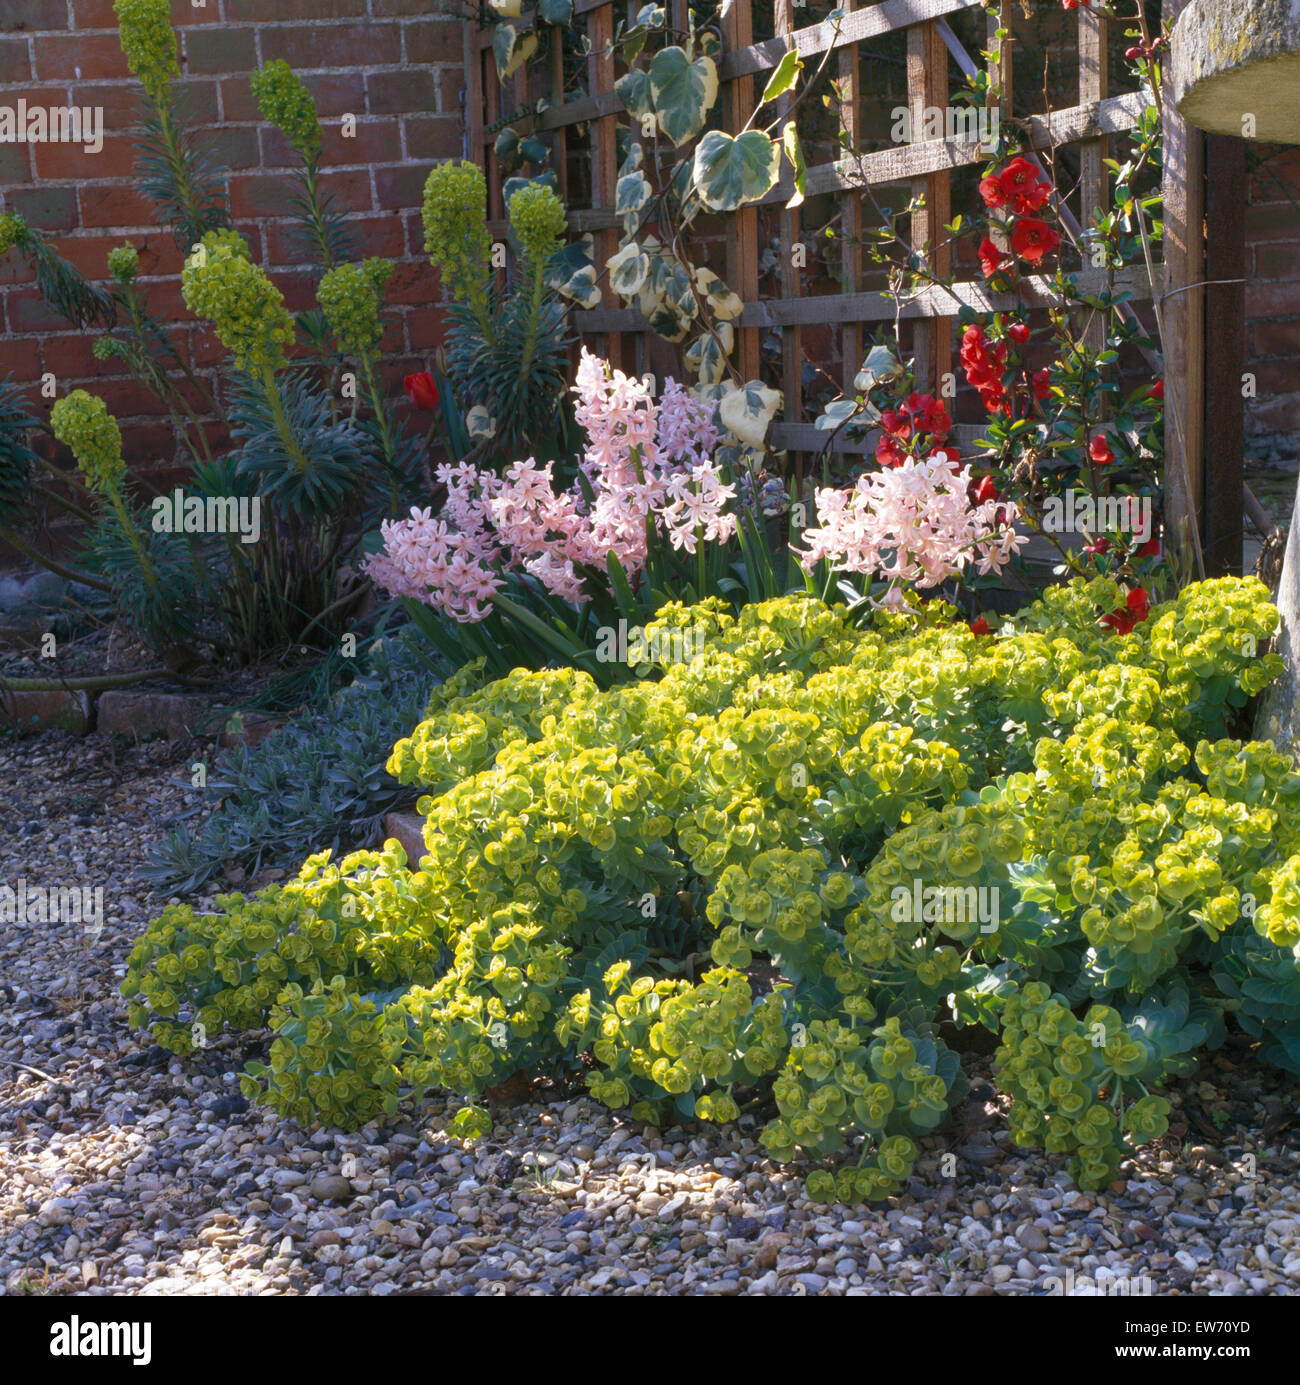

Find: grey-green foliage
<box><xmin>140</xmin><ymin>631</ymin><xmax>444</xmax><ymax>894</ymax></box>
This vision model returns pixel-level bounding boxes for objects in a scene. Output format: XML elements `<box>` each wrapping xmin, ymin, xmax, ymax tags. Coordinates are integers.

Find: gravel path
<box><xmin>2</xmin><ymin>728</ymin><xmax>1299</xmax><ymax>1297</ymax></box>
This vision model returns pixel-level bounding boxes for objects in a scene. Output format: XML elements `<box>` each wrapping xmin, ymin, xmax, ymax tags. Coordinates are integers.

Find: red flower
<box><xmin>1010</xmin><ymin>216</ymin><xmax>1060</xmax><ymax>265</ymax></box>
<box><xmin>970</xmin><ymin>475</ymin><xmax>999</xmax><ymax>505</ymax></box>
<box><xmin>880</xmin><ymin>409</ymin><xmax>910</xmax><ymax>439</ymax></box>
<box><xmin>1007</xmin><ymin>321</ymin><xmax>1030</xmax><ymax>345</ymax></box>
<box><xmin>1100</xmin><ymin>587</ymin><xmax>1150</xmax><ymax>635</ymax></box>
<box><xmin>999</xmin><ymin>157</ymin><xmax>1052</xmax><ymax>215</ymax></box>
<box><xmin>404</xmin><ymin>371</ymin><xmax>440</xmax><ymax>411</ymax></box>
<box><xmin>1088</xmin><ymin>433</ymin><xmax>1114</xmax><ymax>467</ymax></box>
<box><xmin>1083</xmin><ymin>536</ymin><xmax>1111</xmax><ymax>557</ymax></box>
<box><xmin>969</xmin><ymin>617</ymin><xmax>991</xmax><ymax>636</ymax></box>
<box><xmin>875</xmin><ymin>434</ymin><xmax>906</xmax><ymax>468</ymax></box>
<box><xmin>1148</xmin><ymin>379</ymin><xmax>1164</xmax><ymax>403</ymax></box>
<box><xmin>1032</xmin><ymin>367</ymin><xmax>1052</xmax><ymax>401</ymax></box>
<box><xmin>1135</xmin><ymin>532</ymin><xmax>1162</xmax><ymax>559</ymax></box>
<box><xmin>978</xmin><ymin>174</ymin><xmax>1007</xmax><ymax>209</ymax></box>
<box><xmin>978</xmin><ymin>236</ymin><xmax>1006</xmax><ymax>280</ymax></box>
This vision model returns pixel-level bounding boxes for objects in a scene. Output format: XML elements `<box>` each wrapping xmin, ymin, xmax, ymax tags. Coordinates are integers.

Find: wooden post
<box><xmin>1161</xmin><ymin>0</ymin><xmax>1205</xmax><ymax>580</ymax></box>
<box><xmin>1077</xmin><ymin>5</ymin><xmax>1108</xmax><ymax>351</ymax></box>
<box><xmin>907</xmin><ymin>21</ymin><xmax>951</xmax><ymax>395</ymax></box>
<box><xmin>839</xmin><ymin>1</ymin><xmax>862</xmax><ymax>394</ymax></box>
<box><xmin>1202</xmin><ymin>133</ymin><xmax>1245</xmax><ymax>577</ymax></box>
<box><xmin>724</xmin><ymin>2</ymin><xmax>761</xmax><ymax>383</ymax></box>
<box><xmin>777</xmin><ymin>0</ymin><xmax>802</xmax><ymax>484</ymax></box>
<box><xmin>589</xmin><ymin>2</ymin><xmax>623</xmax><ymax>372</ymax></box>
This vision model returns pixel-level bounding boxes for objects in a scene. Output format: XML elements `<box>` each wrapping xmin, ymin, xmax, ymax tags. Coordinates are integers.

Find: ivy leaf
<box><xmin>488</xmin><ymin>0</ymin><xmax>522</xmax><ymax>14</ymax></box>
<box><xmin>782</xmin><ymin>119</ymin><xmax>806</xmax><ymax>209</ymax></box>
<box><xmin>649</xmin><ymin>47</ymin><xmax>718</xmax><ymax>147</ymax></box>
<box><xmin>548</xmin><ymin>235</ymin><xmax>601</xmax><ymax>308</ymax></box>
<box><xmin>815</xmin><ymin>399</ymin><xmax>858</xmax><ymax>431</ymax></box>
<box><xmin>607</xmin><ymin>241</ymin><xmax>650</xmax><ymax>297</ymax></box>
<box><xmin>493</xmin><ymin>23</ymin><xmax>538</xmax><ymax>81</ymax></box>
<box><xmin>614</xmin><ymin>68</ymin><xmax>655</xmax><ymax>121</ymax></box>
<box><xmin>853</xmin><ymin>343</ymin><xmax>903</xmax><ymax>393</ymax></box>
<box><xmin>685</xmin><ymin>326</ymin><xmax>732</xmax><ymax>384</ymax></box>
<box><xmin>693</xmin><ymin>130</ymin><xmax>781</xmax><ymax>211</ymax></box>
<box><xmin>760</xmin><ymin>47</ymin><xmax>802</xmax><ymax>105</ymax></box>
<box><xmin>647</xmin><ymin>302</ymin><xmax>692</xmax><ymax>343</ymax></box>
<box><xmin>538</xmin><ymin>0</ymin><xmax>573</xmax><ymax>23</ymax></box>
<box><xmin>466</xmin><ymin>406</ymin><xmax>498</xmax><ymax>440</ymax></box>
<box><xmin>615</xmin><ymin>170</ymin><xmax>652</xmax><ymax>221</ymax></box>
<box><xmin>693</xmin><ymin>267</ymin><xmax>742</xmax><ymax>321</ymax></box>
<box><xmin>720</xmin><ymin>380</ymin><xmax>781</xmax><ymax>448</ymax></box>
<box><xmin>636</xmin><ymin>3</ymin><xmax>665</xmax><ymax>25</ymax></box>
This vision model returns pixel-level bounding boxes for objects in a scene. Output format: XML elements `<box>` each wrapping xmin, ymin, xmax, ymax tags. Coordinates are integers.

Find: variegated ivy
<box><xmin>482</xmin><ymin>3</ymin><xmax>843</xmax><ymax>460</ymax></box>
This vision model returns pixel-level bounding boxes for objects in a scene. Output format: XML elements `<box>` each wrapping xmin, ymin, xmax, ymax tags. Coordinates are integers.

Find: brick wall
<box><xmin>0</xmin><ymin>0</ymin><xmax>463</xmax><ymax>486</ymax></box>
<box><xmin>1246</xmin><ymin>146</ymin><xmax>1300</xmax><ymax>464</ymax></box>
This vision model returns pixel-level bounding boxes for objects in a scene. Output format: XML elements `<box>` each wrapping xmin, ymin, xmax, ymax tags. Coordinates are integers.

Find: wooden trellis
<box><xmin>462</xmin><ymin>2</ymin><xmax>1250</xmax><ymax>567</ymax></box>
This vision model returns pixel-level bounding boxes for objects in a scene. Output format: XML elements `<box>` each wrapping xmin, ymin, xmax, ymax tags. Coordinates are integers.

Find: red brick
<box><xmin>276</xmin><ymin>269</ymin><xmax>323</xmax><ymax>313</ymax></box>
<box><xmin>9</xmin><ymin>288</ymin><xmax>77</xmax><ymax>332</ymax></box>
<box><xmin>366</xmin><ymin>68</ymin><xmax>435</xmax><ymax>116</ymax></box>
<box><xmin>260</xmin><ymin>23</ymin><xmax>402</xmax><ymax>70</ymax></box>
<box><xmin>5</xmin><ymin>184</ymin><xmax>79</xmax><ymax>231</ymax></box>
<box><xmin>374</xmin><ymin>163</ymin><xmax>431</xmax><ymax>213</ymax></box>
<box><xmin>1248</xmin><ymin>360</ymin><xmax>1300</xmax><ymax>397</ymax></box>
<box><xmin>404</xmin><ymin>19</ymin><xmax>463</xmax><ymax>68</ymax></box>
<box><xmin>374</xmin><ymin>0</ymin><xmax>433</xmax><ymax>15</ymax></box>
<box><xmin>226</xmin><ymin>0</ymin><xmax>368</xmax><ymax>17</ymax></box>
<box><xmin>1245</xmin><ymin>203</ymin><xmax>1300</xmax><ymax>243</ymax></box>
<box><xmin>32</xmin><ymin>132</ymin><xmax>137</xmax><ymax>181</ymax></box>
<box><xmin>0</xmin><ymin>37</ymin><xmax>32</xmax><ymax>83</ymax></box>
<box><xmin>406</xmin><ymin>307</ymin><xmax>447</xmax><ymax>353</ymax></box>
<box><xmin>33</xmin><ymin>33</ymin><xmax>128</xmax><ymax>82</ymax></box>
<box><xmin>1254</xmin><ymin>242</ymin><xmax>1300</xmax><ymax>281</ymax></box>
<box><xmin>40</xmin><ymin>332</ymin><xmax>131</xmax><ymax>381</ymax></box>
<box><xmin>438</xmin><ymin>67</ymin><xmax>463</xmax><ymax>116</ymax></box>
<box><xmin>183</xmin><ymin>25</ymin><xmax>257</xmax><ymax>75</ymax></box>
<box><xmin>1253</xmin><ymin>319</ymin><xmax>1300</xmax><ymax>358</ymax></box>
<box><xmin>118</xmin><ymin>420</ymin><xmax>179</xmax><ymax>465</ymax></box>
<box><xmin>230</xmin><ymin>168</ymin><xmax>371</xmax><ymax>219</ymax></box>
<box><xmin>222</xmin><ymin>70</ymin><xmax>366</xmax><ymax>124</ymax></box>
<box><xmin>206</xmin><ymin>125</ymin><xmax>259</xmax><ymax>171</ymax></box>
<box><xmin>1247</xmin><ymin>280</ymin><xmax>1300</xmax><ymax>317</ymax></box>
<box><xmin>1</xmin><ymin>0</ymin><xmax>70</xmax><ymax>32</ymax></box>
<box><xmin>1</xmin><ymin>691</ymin><xmax>92</xmax><ymax>737</ymax></box>
<box><xmin>266</xmin><ymin>212</ymin><xmax>402</xmax><ymax>266</ymax></box>
<box><xmin>0</xmin><ymin>142</ymin><xmax>31</xmax><ymax>184</ymax></box>
<box><xmin>77</xmin><ymin>182</ymin><xmax>157</xmax><ymax>229</ymax></box>
<box><xmin>404</xmin><ymin>115</ymin><xmax>460</xmax><ymax>162</ymax></box>
<box><xmin>260</xmin><ymin>118</ymin><xmax>402</xmax><ymax>171</ymax></box>
<box><xmin>74</xmin><ymin>0</ymin><xmax>223</xmax><ymax>28</ymax></box>
<box><xmin>1246</xmin><ymin>395</ymin><xmax>1300</xmax><ymax>432</ymax></box>
<box><xmin>382</xmin><ymin>258</ymin><xmax>436</xmax><ymax>307</ymax></box>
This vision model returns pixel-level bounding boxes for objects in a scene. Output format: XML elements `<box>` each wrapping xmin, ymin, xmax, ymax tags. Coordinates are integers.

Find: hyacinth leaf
<box><xmin>493</xmin><ymin>23</ymin><xmax>537</xmax><ymax>81</ymax></box>
<box><xmin>615</xmin><ymin>69</ymin><xmax>655</xmax><ymax>122</ymax></box>
<box><xmin>693</xmin><ymin>267</ymin><xmax>742</xmax><ymax>321</ymax></box>
<box><xmin>538</xmin><ymin>0</ymin><xmax>573</xmax><ymax>23</ymax></box>
<box><xmin>760</xmin><ymin>47</ymin><xmax>802</xmax><ymax>106</ymax></box>
<box><xmin>693</xmin><ymin>130</ymin><xmax>781</xmax><ymax>211</ymax></box>
<box><xmin>607</xmin><ymin>241</ymin><xmax>650</xmax><ymax>298</ymax></box>
<box><xmin>720</xmin><ymin>380</ymin><xmax>781</xmax><ymax>448</ymax></box>
<box><xmin>649</xmin><ymin>47</ymin><xmax>718</xmax><ymax>148</ymax></box>
<box><xmin>782</xmin><ymin>120</ymin><xmax>806</xmax><ymax>209</ymax></box>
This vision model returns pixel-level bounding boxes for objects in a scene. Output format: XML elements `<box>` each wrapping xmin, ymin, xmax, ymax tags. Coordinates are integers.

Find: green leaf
<box><xmin>636</xmin><ymin>3</ymin><xmax>665</xmax><ymax>26</ymax></box>
<box><xmin>684</xmin><ymin>327</ymin><xmax>732</xmax><ymax>384</ymax></box>
<box><xmin>615</xmin><ymin>69</ymin><xmax>654</xmax><ymax>120</ymax></box>
<box><xmin>607</xmin><ymin>240</ymin><xmax>650</xmax><ymax>297</ymax></box>
<box><xmin>538</xmin><ymin>0</ymin><xmax>573</xmax><ymax>24</ymax></box>
<box><xmin>693</xmin><ymin>130</ymin><xmax>781</xmax><ymax>211</ymax></box>
<box><xmin>782</xmin><ymin>120</ymin><xmax>805</xmax><ymax>209</ymax></box>
<box><xmin>649</xmin><ymin>47</ymin><xmax>718</xmax><ymax>148</ymax></box>
<box><xmin>693</xmin><ymin>266</ymin><xmax>742</xmax><ymax>321</ymax></box>
<box><xmin>815</xmin><ymin>399</ymin><xmax>858</xmax><ymax>431</ymax></box>
<box><xmin>760</xmin><ymin>47</ymin><xmax>802</xmax><ymax>106</ymax></box>
<box><xmin>719</xmin><ymin>380</ymin><xmax>781</xmax><ymax>448</ymax></box>
<box><xmin>492</xmin><ymin>23</ymin><xmax>538</xmax><ymax>81</ymax></box>
<box><xmin>615</xmin><ymin>170</ymin><xmax>652</xmax><ymax>221</ymax></box>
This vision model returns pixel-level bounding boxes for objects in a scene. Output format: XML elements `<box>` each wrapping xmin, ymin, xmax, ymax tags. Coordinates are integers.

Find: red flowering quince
<box><xmin>978</xmin><ymin>236</ymin><xmax>1007</xmax><ymax>280</ymax></box>
<box><xmin>969</xmin><ymin>474</ymin><xmax>999</xmax><ymax>505</ymax></box>
<box><xmin>969</xmin><ymin>617</ymin><xmax>991</xmax><ymax>636</ymax></box>
<box><xmin>999</xmin><ymin>157</ymin><xmax>1052</xmax><ymax>215</ymax></box>
<box><xmin>1100</xmin><ymin>587</ymin><xmax>1151</xmax><ymax>635</ymax></box>
<box><xmin>880</xmin><ymin>409</ymin><xmax>911</xmax><ymax>440</ymax></box>
<box><xmin>1007</xmin><ymin>321</ymin><xmax>1030</xmax><ymax>345</ymax></box>
<box><xmin>404</xmin><ymin>370</ymin><xmax>440</xmax><ymax>411</ymax></box>
<box><xmin>978</xmin><ymin>174</ymin><xmax>1007</xmax><ymax>209</ymax></box>
<box><xmin>1148</xmin><ymin>379</ymin><xmax>1164</xmax><ymax>403</ymax></box>
<box><xmin>961</xmin><ymin>324</ymin><xmax>1011</xmax><ymax>414</ymax></box>
<box><xmin>1088</xmin><ymin>433</ymin><xmax>1114</xmax><ymax>466</ymax></box>
<box><xmin>1134</xmin><ymin>532</ymin><xmax>1161</xmax><ymax>559</ymax></box>
<box><xmin>1032</xmin><ymin>367</ymin><xmax>1052</xmax><ymax>401</ymax></box>
<box><xmin>1010</xmin><ymin>216</ymin><xmax>1061</xmax><ymax>265</ymax></box>
<box><xmin>875</xmin><ymin>433</ymin><xmax>906</xmax><ymax>467</ymax></box>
